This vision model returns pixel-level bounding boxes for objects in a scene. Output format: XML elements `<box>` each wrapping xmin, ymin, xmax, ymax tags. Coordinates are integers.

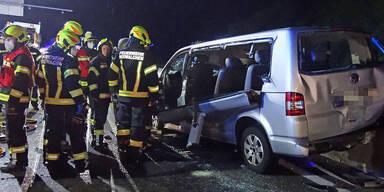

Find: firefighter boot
<box><xmin>1</xmin><ymin>152</ymin><xmax>28</xmax><ymax>174</ymax></box>
<box><xmin>93</xmin><ymin>135</ymin><xmax>111</xmax><ymax>155</ymax></box>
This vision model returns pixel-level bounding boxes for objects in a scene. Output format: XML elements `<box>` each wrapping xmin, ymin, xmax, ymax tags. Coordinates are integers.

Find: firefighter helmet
<box><xmin>63</xmin><ymin>21</ymin><xmax>83</xmax><ymax>36</ymax></box>
<box><xmin>84</xmin><ymin>31</ymin><xmax>97</xmax><ymax>43</ymax></box>
<box><xmin>2</xmin><ymin>25</ymin><xmax>28</xmax><ymax>43</ymax></box>
<box><xmin>97</xmin><ymin>38</ymin><xmax>113</xmax><ymax>51</ymax></box>
<box><xmin>56</xmin><ymin>30</ymin><xmax>80</xmax><ymax>50</ymax></box>
<box><xmin>129</xmin><ymin>26</ymin><xmax>151</xmax><ymax>47</ymax></box>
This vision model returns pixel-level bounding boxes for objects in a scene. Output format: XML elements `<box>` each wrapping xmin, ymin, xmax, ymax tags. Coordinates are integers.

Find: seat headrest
<box><xmin>192</xmin><ymin>55</ymin><xmax>209</xmax><ymax>65</ymax></box>
<box><xmin>225</xmin><ymin>57</ymin><xmax>243</xmax><ymax>68</ymax></box>
<box><xmin>254</xmin><ymin>49</ymin><xmax>270</xmax><ymax>65</ymax></box>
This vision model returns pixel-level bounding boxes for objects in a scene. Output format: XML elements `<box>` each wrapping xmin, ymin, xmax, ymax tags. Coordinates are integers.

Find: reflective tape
<box><xmin>118</xmin><ymin>90</ymin><xmax>148</xmax><ymax>98</ymax></box>
<box><xmin>110</xmin><ymin>62</ymin><xmax>119</xmax><ymax>73</ymax></box>
<box><xmin>78</xmin><ymin>57</ymin><xmax>90</xmax><ymax>61</ymax></box>
<box><xmin>46</xmin><ymin>153</ymin><xmax>60</xmax><ymax>161</ymax></box>
<box><xmin>133</xmin><ymin>61</ymin><xmax>142</xmax><ymax>92</ymax></box>
<box><xmin>64</xmin><ymin>68</ymin><xmax>79</xmax><ymax>78</ymax></box>
<box><xmin>9</xmin><ymin>145</ymin><xmax>26</xmax><ymax>154</ymax></box>
<box><xmin>99</xmin><ymin>93</ymin><xmax>111</xmax><ymax>99</ymax></box>
<box><xmin>44</xmin><ymin>139</ymin><xmax>48</xmax><ymax>146</ymax></box>
<box><xmin>144</xmin><ymin>65</ymin><xmax>157</xmax><ymax>76</ymax></box>
<box><xmin>129</xmin><ymin>139</ymin><xmax>143</xmax><ymax>148</ymax></box>
<box><xmin>14</xmin><ymin>66</ymin><xmax>30</xmax><ymax>75</ymax></box>
<box><xmin>94</xmin><ymin>130</ymin><xmax>104</xmax><ymax>136</ymax></box>
<box><xmin>79</xmin><ymin>80</ymin><xmax>88</xmax><ymax>87</ymax></box>
<box><xmin>10</xmin><ymin>89</ymin><xmax>23</xmax><ymax>98</ymax></box>
<box><xmin>148</xmin><ymin>85</ymin><xmax>159</xmax><ymax>93</ymax></box>
<box><xmin>89</xmin><ymin>83</ymin><xmax>98</xmax><ymax>91</ymax></box>
<box><xmin>0</xmin><ymin>93</ymin><xmax>10</xmax><ymax>102</ymax></box>
<box><xmin>89</xmin><ymin>67</ymin><xmax>99</xmax><ymax>76</ymax></box>
<box><xmin>69</xmin><ymin>88</ymin><xmax>83</xmax><ymax>97</ymax></box>
<box><xmin>45</xmin><ymin>97</ymin><xmax>75</xmax><ymax>105</ymax></box>
<box><xmin>20</xmin><ymin>96</ymin><xmax>30</xmax><ymax>103</ymax></box>
<box><xmin>90</xmin><ymin>118</ymin><xmax>95</xmax><ymax>125</ymax></box>
<box><xmin>117</xmin><ymin>129</ymin><xmax>130</xmax><ymax>136</ymax></box>
<box><xmin>36</xmin><ymin>55</ymin><xmax>42</xmax><ymax>62</ymax></box>
<box><xmin>31</xmin><ymin>97</ymin><xmax>38</xmax><ymax>102</ymax></box>
<box><xmin>73</xmin><ymin>152</ymin><xmax>87</xmax><ymax>160</ymax></box>
<box><xmin>108</xmin><ymin>80</ymin><xmax>118</xmax><ymax>87</ymax></box>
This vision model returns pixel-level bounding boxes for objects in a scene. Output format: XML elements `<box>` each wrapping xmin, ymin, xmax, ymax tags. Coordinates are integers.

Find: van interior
<box><xmin>162</xmin><ymin>42</ymin><xmax>272</xmax><ymax>109</ymax></box>
<box><xmin>185</xmin><ymin>42</ymin><xmax>271</xmax><ymax>105</ymax></box>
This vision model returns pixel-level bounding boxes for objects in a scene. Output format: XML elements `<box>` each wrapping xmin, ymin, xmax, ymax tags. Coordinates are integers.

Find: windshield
<box><xmin>299</xmin><ymin>31</ymin><xmax>384</xmax><ymax>74</ymax></box>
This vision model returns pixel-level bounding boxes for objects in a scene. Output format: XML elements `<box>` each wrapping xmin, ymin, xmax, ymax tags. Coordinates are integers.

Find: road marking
<box><xmin>21</xmin><ymin>115</ymin><xmax>45</xmax><ymax>192</ymax></box>
<box><xmin>144</xmin><ymin>152</ymin><xmax>162</xmax><ymax>169</ymax></box>
<box><xmin>152</xmin><ymin>135</ymin><xmax>192</xmax><ymax>160</ymax></box>
<box><xmin>110</xmin><ymin>169</ymin><xmax>116</xmax><ymax>192</ymax></box>
<box><xmin>312</xmin><ymin>162</ymin><xmax>357</xmax><ymax>187</ymax></box>
<box><xmin>97</xmin><ymin>170</ymin><xmax>128</xmax><ymax>192</ymax></box>
<box><xmin>279</xmin><ymin>159</ymin><xmax>351</xmax><ymax>192</ymax></box>
<box><xmin>37</xmin><ymin>166</ymin><xmax>70</xmax><ymax>192</ymax></box>
<box><xmin>110</xmin><ymin>147</ymin><xmax>140</xmax><ymax>192</ymax></box>
<box><xmin>102</xmin><ymin>122</ymin><xmax>140</xmax><ymax>192</ymax></box>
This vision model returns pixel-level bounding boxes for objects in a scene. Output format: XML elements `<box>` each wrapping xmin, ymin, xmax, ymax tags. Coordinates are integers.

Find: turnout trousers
<box><xmin>116</xmin><ymin>100</ymin><xmax>147</xmax><ymax>149</ymax></box>
<box><xmin>90</xmin><ymin>98</ymin><xmax>110</xmax><ymax>146</ymax></box>
<box><xmin>6</xmin><ymin>102</ymin><xmax>28</xmax><ymax>166</ymax></box>
<box><xmin>45</xmin><ymin>105</ymin><xmax>87</xmax><ymax>170</ymax></box>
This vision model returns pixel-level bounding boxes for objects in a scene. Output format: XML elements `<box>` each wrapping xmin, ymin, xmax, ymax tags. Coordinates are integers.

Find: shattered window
<box><xmin>299</xmin><ymin>31</ymin><xmax>384</xmax><ymax>74</ymax></box>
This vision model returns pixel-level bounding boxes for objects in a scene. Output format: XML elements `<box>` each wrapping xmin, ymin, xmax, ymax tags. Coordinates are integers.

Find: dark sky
<box><xmin>1</xmin><ymin>0</ymin><xmax>384</xmax><ymax>64</ymax></box>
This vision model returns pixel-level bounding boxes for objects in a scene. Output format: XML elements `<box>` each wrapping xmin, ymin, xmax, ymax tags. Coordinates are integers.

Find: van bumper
<box><xmin>310</xmin><ymin>127</ymin><xmax>376</xmax><ymax>154</ymax></box>
<box><xmin>269</xmin><ymin>136</ymin><xmax>310</xmax><ymax>157</ymax></box>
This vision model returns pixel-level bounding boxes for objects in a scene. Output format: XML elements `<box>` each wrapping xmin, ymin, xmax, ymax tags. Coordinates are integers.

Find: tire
<box><xmin>241</xmin><ymin>126</ymin><xmax>275</xmax><ymax>173</ymax></box>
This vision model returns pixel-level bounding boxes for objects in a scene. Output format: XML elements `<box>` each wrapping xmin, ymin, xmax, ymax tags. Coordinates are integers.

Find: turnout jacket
<box><xmin>77</xmin><ymin>47</ymin><xmax>97</xmax><ymax>87</ymax></box>
<box><xmin>108</xmin><ymin>38</ymin><xmax>159</xmax><ymax>102</ymax></box>
<box><xmin>37</xmin><ymin>44</ymin><xmax>86</xmax><ymax>106</ymax></box>
<box><xmin>0</xmin><ymin>45</ymin><xmax>34</xmax><ymax>104</ymax></box>
<box><xmin>88</xmin><ymin>54</ymin><xmax>111</xmax><ymax>100</ymax></box>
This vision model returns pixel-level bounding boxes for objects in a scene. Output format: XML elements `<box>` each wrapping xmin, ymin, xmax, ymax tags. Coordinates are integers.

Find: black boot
<box><xmin>125</xmin><ymin>146</ymin><xmax>142</xmax><ymax>164</ymax></box>
<box><xmin>1</xmin><ymin>153</ymin><xmax>27</xmax><ymax>174</ymax></box>
<box><xmin>74</xmin><ymin>159</ymin><xmax>88</xmax><ymax>173</ymax></box>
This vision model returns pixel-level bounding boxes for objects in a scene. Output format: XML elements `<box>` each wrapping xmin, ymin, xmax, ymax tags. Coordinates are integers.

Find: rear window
<box><xmin>299</xmin><ymin>31</ymin><xmax>384</xmax><ymax>74</ymax></box>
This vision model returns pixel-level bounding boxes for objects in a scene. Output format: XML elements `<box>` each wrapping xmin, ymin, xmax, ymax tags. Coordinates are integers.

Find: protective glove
<box><xmin>148</xmin><ymin>99</ymin><xmax>160</xmax><ymax>115</ymax></box>
<box><xmin>111</xmin><ymin>94</ymin><xmax>118</xmax><ymax>105</ymax></box>
<box><xmin>73</xmin><ymin>103</ymin><xmax>89</xmax><ymax>125</ymax></box>
<box><xmin>75</xmin><ymin>103</ymin><xmax>89</xmax><ymax>117</ymax></box>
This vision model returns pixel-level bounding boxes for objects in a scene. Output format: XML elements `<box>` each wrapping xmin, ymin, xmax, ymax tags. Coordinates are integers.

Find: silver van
<box><xmin>156</xmin><ymin>27</ymin><xmax>384</xmax><ymax>173</ymax></box>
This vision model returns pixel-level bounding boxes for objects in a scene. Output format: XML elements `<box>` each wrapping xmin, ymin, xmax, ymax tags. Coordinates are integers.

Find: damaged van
<box><xmin>156</xmin><ymin>27</ymin><xmax>384</xmax><ymax>173</ymax></box>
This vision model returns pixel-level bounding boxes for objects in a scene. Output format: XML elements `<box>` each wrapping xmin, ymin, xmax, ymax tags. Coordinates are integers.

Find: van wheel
<box><xmin>241</xmin><ymin>126</ymin><xmax>275</xmax><ymax>173</ymax></box>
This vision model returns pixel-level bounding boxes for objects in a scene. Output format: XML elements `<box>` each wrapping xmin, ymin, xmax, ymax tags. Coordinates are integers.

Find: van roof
<box><xmin>181</xmin><ymin>26</ymin><xmax>367</xmax><ymax>51</ymax></box>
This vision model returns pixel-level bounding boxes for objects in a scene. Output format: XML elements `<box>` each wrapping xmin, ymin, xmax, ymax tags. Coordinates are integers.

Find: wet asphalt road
<box><xmin>0</xmin><ymin>105</ymin><xmax>383</xmax><ymax>192</ymax></box>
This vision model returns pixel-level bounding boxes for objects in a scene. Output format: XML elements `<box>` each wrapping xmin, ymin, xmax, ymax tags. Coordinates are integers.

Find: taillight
<box><xmin>286</xmin><ymin>92</ymin><xmax>305</xmax><ymax>116</ymax></box>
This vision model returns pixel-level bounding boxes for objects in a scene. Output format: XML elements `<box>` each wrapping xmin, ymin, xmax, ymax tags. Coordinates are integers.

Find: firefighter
<box><xmin>88</xmin><ymin>38</ymin><xmax>113</xmax><ymax>153</ymax></box>
<box><xmin>0</xmin><ymin>25</ymin><xmax>34</xmax><ymax>172</ymax></box>
<box><xmin>108</xmin><ymin>26</ymin><xmax>159</xmax><ymax>163</ymax></box>
<box><xmin>78</xmin><ymin>31</ymin><xmax>97</xmax><ymax>96</ymax></box>
<box><xmin>39</xmin><ymin>29</ymin><xmax>88</xmax><ymax>174</ymax></box>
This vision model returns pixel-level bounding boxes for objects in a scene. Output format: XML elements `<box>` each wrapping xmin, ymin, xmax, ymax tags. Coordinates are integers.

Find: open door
<box><xmin>157</xmin><ymin>50</ymin><xmax>193</xmax><ymax>123</ymax></box>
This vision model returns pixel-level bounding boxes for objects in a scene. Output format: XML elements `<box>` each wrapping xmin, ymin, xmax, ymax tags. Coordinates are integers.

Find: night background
<box><xmin>1</xmin><ymin>0</ymin><xmax>384</xmax><ymax>64</ymax></box>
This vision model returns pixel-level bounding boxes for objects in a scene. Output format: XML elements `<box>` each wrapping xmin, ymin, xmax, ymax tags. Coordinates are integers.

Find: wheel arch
<box><xmin>235</xmin><ymin>116</ymin><xmax>269</xmax><ymax>146</ymax></box>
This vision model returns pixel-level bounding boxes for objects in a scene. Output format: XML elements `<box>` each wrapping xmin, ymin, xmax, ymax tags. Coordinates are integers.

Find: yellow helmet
<box><xmin>96</xmin><ymin>38</ymin><xmax>113</xmax><ymax>51</ymax></box>
<box><xmin>56</xmin><ymin>30</ymin><xmax>80</xmax><ymax>50</ymax></box>
<box><xmin>129</xmin><ymin>26</ymin><xmax>151</xmax><ymax>47</ymax></box>
<box><xmin>84</xmin><ymin>31</ymin><xmax>97</xmax><ymax>42</ymax></box>
<box><xmin>63</xmin><ymin>21</ymin><xmax>83</xmax><ymax>36</ymax></box>
<box><xmin>3</xmin><ymin>25</ymin><xmax>28</xmax><ymax>43</ymax></box>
